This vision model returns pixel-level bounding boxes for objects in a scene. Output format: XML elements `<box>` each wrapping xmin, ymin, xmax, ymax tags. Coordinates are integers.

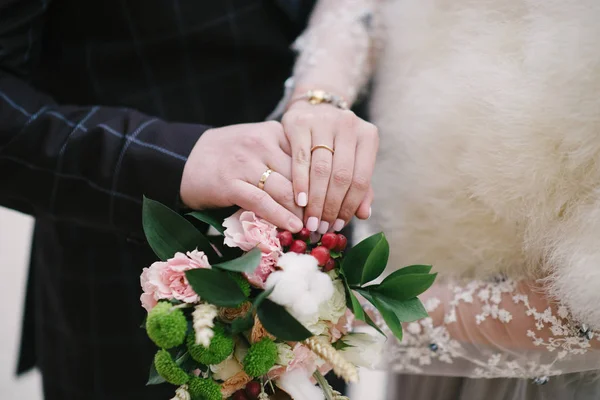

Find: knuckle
<box><xmin>249</xmin><ymin>190</ymin><xmax>268</xmax><ymax>206</ymax></box>
<box><xmin>338</xmin><ymin>109</ymin><xmax>357</xmax><ymax>127</ymax></box>
<box><xmin>232</xmin><ymin>151</ymin><xmax>250</xmax><ymax>166</ymax></box>
<box><xmin>313</xmin><ymin>159</ymin><xmax>332</xmax><ymax>178</ymax></box>
<box><xmin>338</xmin><ymin>204</ymin><xmax>355</xmax><ymax>220</ymax></box>
<box><xmin>263</xmin><ymin>120</ymin><xmax>283</xmax><ymax>133</ymax></box>
<box><xmin>282</xmin><ymin>189</ymin><xmax>295</xmax><ymax>205</ymax></box>
<box><xmin>294</xmin><ymin>147</ymin><xmax>310</xmax><ymax>166</ymax></box>
<box><xmin>241</xmin><ymin>132</ymin><xmax>265</xmax><ymax>150</ymax></box>
<box><xmin>362</xmin><ymin>123</ymin><xmax>379</xmax><ymax>140</ymax></box>
<box><xmin>351</xmin><ymin>175</ymin><xmax>370</xmax><ymax>192</ymax></box>
<box><xmin>332</xmin><ymin>168</ymin><xmax>353</xmax><ymax>187</ymax></box>
<box><xmin>322</xmin><ymin>204</ymin><xmax>339</xmax><ymax>219</ymax></box>
<box><xmin>290</xmin><ymin>112</ymin><xmax>315</xmax><ymax>127</ymax></box>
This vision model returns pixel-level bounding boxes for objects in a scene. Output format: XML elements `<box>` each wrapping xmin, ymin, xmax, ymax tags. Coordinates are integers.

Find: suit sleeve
<box><xmin>0</xmin><ymin>0</ymin><xmax>209</xmax><ymax>238</ymax></box>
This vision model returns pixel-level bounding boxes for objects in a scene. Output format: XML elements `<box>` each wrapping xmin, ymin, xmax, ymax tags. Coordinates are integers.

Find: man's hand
<box><xmin>180</xmin><ymin>121</ymin><xmax>304</xmax><ymax>232</ymax></box>
<box><xmin>282</xmin><ymin>101</ymin><xmax>378</xmax><ymax>234</ymax></box>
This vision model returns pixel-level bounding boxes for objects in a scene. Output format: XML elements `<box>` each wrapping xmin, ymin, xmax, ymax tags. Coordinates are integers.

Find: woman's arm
<box><xmin>366</xmin><ymin>278</ymin><xmax>600</xmax><ymax>379</ymax></box>
<box><xmin>274</xmin><ymin>0</ymin><xmax>384</xmax><ymax>235</ymax></box>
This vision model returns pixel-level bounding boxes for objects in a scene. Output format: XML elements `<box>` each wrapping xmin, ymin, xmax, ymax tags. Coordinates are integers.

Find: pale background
<box><xmin>0</xmin><ymin>207</ymin><xmax>387</xmax><ymax>399</ymax></box>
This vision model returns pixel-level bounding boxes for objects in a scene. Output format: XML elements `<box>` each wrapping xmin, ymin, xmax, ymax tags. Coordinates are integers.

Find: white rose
<box><xmin>209</xmin><ymin>355</ymin><xmax>243</xmax><ymax>381</ymax></box>
<box><xmin>266</xmin><ymin>253</ymin><xmax>334</xmax><ymax>322</ymax></box>
<box><xmin>339</xmin><ymin>332</ymin><xmax>386</xmax><ymax>369</ymax></box>
<box><xmin>275</xmin><ymin>343</ymin><xmax>295</xmax><ymax>366</ymax></box>
<box><xmin>317</xmin><ymin>278</ymin><xmax>347</xmax><ymax>323</ymax></box>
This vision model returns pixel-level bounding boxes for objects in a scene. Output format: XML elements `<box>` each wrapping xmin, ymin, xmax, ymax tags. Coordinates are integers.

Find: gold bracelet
<box><xmin>297</xmin><ymin>90</ymin><xmax>349</xmax><ymax>110</ymax></box>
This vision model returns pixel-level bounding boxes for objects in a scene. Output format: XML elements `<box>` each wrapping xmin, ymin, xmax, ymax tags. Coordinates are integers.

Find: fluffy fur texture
<box><xmin>370</xmin><ymin>0</ymin><xmax>600</xmax><ymax>328</ymax></box>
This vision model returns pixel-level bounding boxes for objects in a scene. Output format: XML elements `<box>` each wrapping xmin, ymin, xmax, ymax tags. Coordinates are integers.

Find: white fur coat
<box><xmin>370</xmin><ymin>0</ymin><xmax>600</xmax><ymax>328</ymax></box>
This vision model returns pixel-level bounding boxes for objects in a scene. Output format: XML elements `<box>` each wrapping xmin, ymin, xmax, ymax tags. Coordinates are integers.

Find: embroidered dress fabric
<box><xmin>290</xmin><ymin>0</ymin><xmax>383</xmax><ymax>104</ymax></box>
<box><xmin>363</xmin><ymin>278</ymin><xmax>600</xmax><ymax>380</ymax></box>
<box><xmin>294</xmin><ymin>0</ymin><xmax>600</xmax><ymax>381</ymax></box>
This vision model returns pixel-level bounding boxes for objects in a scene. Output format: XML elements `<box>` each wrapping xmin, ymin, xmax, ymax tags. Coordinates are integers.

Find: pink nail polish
<box><xmin>318</xmin><ymin>221</ymin><xmax>329</xmax><ymax>234</ymax></box>
<box><xmin>297</xmin><ymin>192</ymin><xmax>308</xmax><ymax>207</ymax></box>
<box><xmin>306</xmin><ymin>217</ymin><xmax>319</xmax><ymax>232</ymax></box>
<box><xmin>333</xmin><ymin>219</ymin><xmax>345</xmax><ymax>232</ymax></box>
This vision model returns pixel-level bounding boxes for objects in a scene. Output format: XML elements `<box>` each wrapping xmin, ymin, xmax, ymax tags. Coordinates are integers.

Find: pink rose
<box><xmin>288</xmin><ymin>344</ymin><xmax>318</xmax><ymax>374</ymax></box>
<box><xmin>244</xmin><ymin>253</ymin><xmax>278</xmax><ymax>289</ymax></box>
<box><xmin>140</xmin><ymin>249</ymin><xmax>211</xmax><ymax>312</ymax></box>
<box><xmin>267</xmin><ymin>344</ymin><xmax>318</xmax><ymax>381</ymax></box>
<box><xmin>329</xmin><ymin>309</ymin><xmax>355</xmax><ymax>342</ymax></box>
<box><xmin>223</xmin><ymin>210</ymin><xmax>282</xmax><ymax>255</ymax></box>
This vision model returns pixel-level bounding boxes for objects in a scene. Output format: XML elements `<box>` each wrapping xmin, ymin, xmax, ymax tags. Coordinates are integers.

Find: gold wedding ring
<box><xmin>258</xmin><ymin>168</ymin><xmax>273</xmax><ymax>190</ymax></box>
<box><xmin>310</xmin><ymin>144</ymin><xmax>335</xmax><ymax>154</ymax></box>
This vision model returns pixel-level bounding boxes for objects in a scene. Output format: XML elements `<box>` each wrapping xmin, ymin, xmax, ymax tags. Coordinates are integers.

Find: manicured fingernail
<box><xmin>318</xmin><ymin>221</ymin><xmax>329</xmax><ymax>234</ymax></box>
<box><xmin>289</xmin><ymin>217</ymin><xmax>303</xmax><ymax>232</ymax></box>
<box><xmin>368</xmin><ymin>207</ymin><xmax>372</xmax><ymax>219</ymax></box>
<box><xmin>310</xmin><ymin>232</ymin><xmax>322</xmax><ymax>244</ymax></box>
<box><xmin>306</xmin><ymin>217</ymin><xmax>319</xmax><ymax>232</ymax></box>
<box><xmin>297</xmin><ymin>192</ymin><xmax>308</xmax><ymax>207</ymax></box>
<box><xmin>333</xmin><ymin>219</ymin><xmax>345</xmax><ymax>232</ymax></box>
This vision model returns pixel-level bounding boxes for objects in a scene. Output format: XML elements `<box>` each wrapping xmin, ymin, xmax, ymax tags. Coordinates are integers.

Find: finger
<box><xmin>338</xmin><ymin>124</ymin><xmax>378</xmax><ymax>223</ymax></box>
<box><xmin>320</xmin><ymin>127</ymin><xmax>357</xmax><ymax>229</ymax></box>
<box><xmin>263</xmin><ymin>147</ymin><xmax>293</xmax><ymax>181</ymax></box>
<box><xmin>282</xmin><ymin>114</ymin><xmax>312</xmax><ymax>207</ymax></box>
<box><xmin>306</xmin><ymin>134</ymin><xmax>335</xmax><ymax>233</ymax></box>
<box><xmin>228</xmin><ymin>180</ymin><xmax>303</xmax><ymax>233</ymax></box>
<box><xmin>355</xmin><ymin>186</ymin><xmax>374</xmax><ymax>220</ymax></box>
<box><xmin>262</xmin><ymin>171</ymin><xmax>303</xmax><ymax>220</ymax></box>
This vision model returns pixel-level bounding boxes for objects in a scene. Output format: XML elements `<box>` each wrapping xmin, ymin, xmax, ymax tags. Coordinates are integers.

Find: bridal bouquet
<box><xmin>139</xmin><ymin>197</ymin><xmax>436</xmax><ymax>400</ymax></box>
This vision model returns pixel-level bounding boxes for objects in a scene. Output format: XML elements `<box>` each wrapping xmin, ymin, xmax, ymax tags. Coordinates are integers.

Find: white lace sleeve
<box><xmin>366</xmin><ymin>277</ymin><xmax>600</xmax><ymax>382</ymax></box>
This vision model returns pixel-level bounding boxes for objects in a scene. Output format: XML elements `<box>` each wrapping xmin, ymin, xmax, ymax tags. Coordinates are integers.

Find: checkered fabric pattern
<box><xmin>0</xmin><ymin>0</ymin><xmax>315</xmax><ymax>398</ymax></box>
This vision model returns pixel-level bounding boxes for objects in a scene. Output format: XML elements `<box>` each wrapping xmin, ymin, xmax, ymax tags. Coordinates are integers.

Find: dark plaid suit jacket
<box><xmin>0</xmin><ymin>0</ymin><xmax>315</xmax><ymax>398</ymax></box>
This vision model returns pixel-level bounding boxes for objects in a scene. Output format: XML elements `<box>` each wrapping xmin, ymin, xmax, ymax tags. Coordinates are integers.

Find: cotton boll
<box><xmin>310</xmin><ymin>271</ymin><xmax>335</xmax><ymax>303</ymax></box>
<box><xmin>277</xmin><ymin>369</ymin><xmax>325</xmax><ymax>400</ymax></box>
<box><xmin>266</xmin><ymin>253</ymin><xmax>335</xmax><ymax>325</ymax></box>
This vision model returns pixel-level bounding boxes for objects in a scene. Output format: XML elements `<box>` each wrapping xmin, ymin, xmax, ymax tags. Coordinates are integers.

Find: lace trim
<box><xmin>365</xmin><ymin>277</ymin><xmax>598</xmax><ymax>380</ymax></box>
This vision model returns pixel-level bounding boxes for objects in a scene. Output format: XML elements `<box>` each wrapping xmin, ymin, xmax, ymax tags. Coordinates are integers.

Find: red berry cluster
<box><xmin>277</xmin><ymin>228</ymin><xmax>348</xmax><ymax>272</ymax></box>
<box><xmin>232</xmin><ymin>381</ymin><xmax>261</xmax><ymax>400</ymax></box>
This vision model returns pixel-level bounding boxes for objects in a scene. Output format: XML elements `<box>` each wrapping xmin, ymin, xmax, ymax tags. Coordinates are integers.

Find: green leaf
<box><xmin>147</xmin><ymin>362</ymin><xmax>165</xmax><ymax>385</ymax></box>
<box><xmin>341</xmin><ymin>232</ymin><xmax>388</xmax><ymax>286</ymax></box>
<box><xmin>142</xmin><ymin>197</ymin><xmax>217</xmax><ymax>260</ymax></box>
<box><xmin>363</xmin><ymin>311</ymin><xmax>386</xmax><ymax>337</ymax></box>
<box><xmin>358</xmin><ymin>289</ymin><xmax>428</xmax><ymax>323</ymax></box>
<box><xmin>213</xmin><ymin>247</ymin><xmax>262</xmax><ymax>273</ymax></box>
<box><xmin>256</xmin><ymin>299</ymin><xmax>313</xmax><ymax>341</ymax></box>
<box><xmin>231</xmin><ymin>312</ymin><xmax>254</xmax><ymax>334</ymax></box>
<box><xmin>392</xmin><ymin>265</ymin><xmax>433</xmax><ymax>276</ymax></box>
<box><xmin>253</xmin><ymin>287</ymin><xmax>274</xmax><ymax>309</ymax></box>
<box><xmin>370</xmin><ymin>273</ymin><xmax>437</xmax><ymax>301</ymax></box>
<box><xmin>343</xmin><ymin>280</ymin><xmax>365</xmax><ymax>321</ymax></box>
<box><xmin>360</xmin><ymin>234</ymin><xmax>390</xmax><ymax>285</ymax></box>
<box><xmin>187</xmin><ymin>210</ymin><xmax>226</xmax><ymax>234</ymax></box>
<box><xmin>390</xmin><ymin>297</ymin><xmax>428</xmax><ymax>322</ymax></box>
<box><xmin>372</xmin><ymin>296</ymin><xmax>403</xmax><ymax>341</ymax></box>
<box><xmin>334</xmin><ymin>341</ymin><xmax>353</xmax><ymax>351</ymax></box>
<box><xmin>185</xmin><ymin>268</ymin><xmax>246</xmax><ymax>307</ymax></box>
<box><xmin>330</xmin><ymin>251</ymin><xmax>342</xmax><ymax>259</ymax></box>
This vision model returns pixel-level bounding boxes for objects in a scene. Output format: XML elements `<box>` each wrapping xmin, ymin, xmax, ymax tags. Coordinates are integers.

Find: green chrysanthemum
<box><xmin>229</xmin><ymin>272</ymin><xmax>251</xmax><ymax>298</ymax></box>
<box><xmin>154</xmin><ymin>349</ymin><xmax>190</xmax><ymax>385</ymax></box>
<box><xmin>187</xmin><ymin>324</ymin><xmax>234</xmax><ymax>365</ymax></box>
<box><xmin>188</xmin><ymin>376</ymin><xmax>222</xmax><ymax>400</ymax></box>
<box><xmin>146</xmin><ymin>302</ymin><xmax>187</xmax><ymax>349</ymax></box>
<box><xmin>243</xmin><ymin>338</ymin><xmax>278</xmax><ymax>377</ymax></box>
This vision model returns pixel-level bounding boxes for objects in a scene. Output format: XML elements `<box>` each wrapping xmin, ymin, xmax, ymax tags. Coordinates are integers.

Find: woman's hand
<box><xmin>282</xmin><ymin>100</ymin><xmax>378</xmax><ymax>233</ymax></box>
